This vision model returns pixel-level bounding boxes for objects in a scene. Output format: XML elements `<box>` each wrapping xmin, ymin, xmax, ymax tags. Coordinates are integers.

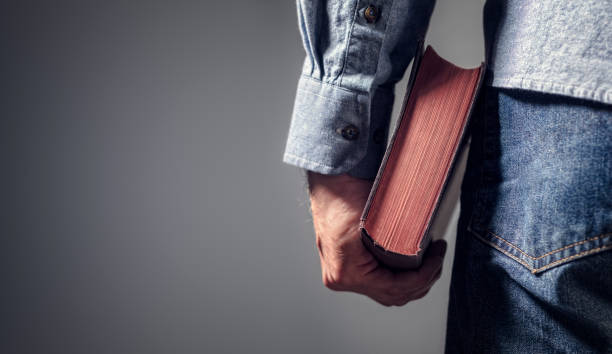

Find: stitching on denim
<box><xmin>487</xmin><ymin>230</ymin><xmax>611</xmax><ymax>260</ymax></box>
<box><xmin>533</xmin><ymin>245</ymin><xmax>612</xmax><ymax>273</ymax></box>
<box><xmin>470</xmin><ymin>230</ymin><xmax>535</xmax><ymax>271</ymax></box>
<box><xmin>486</xmin><ymin>230</ymin><xmax>532</xmax><ymax>259</ymax></box>
<box><xmin>471</xmin><ymin>230</ymin><xmax>612</xmax><ymax>274</ymax></box>
<box><xmin>467</xmin><ymin>87</ymin><xmax>612</xmax><ymax>273</ymax></box>
<box><xmin>533</xmin><ymin>234</ymin><xmax>610</xmax><ymax>259</ymax></box>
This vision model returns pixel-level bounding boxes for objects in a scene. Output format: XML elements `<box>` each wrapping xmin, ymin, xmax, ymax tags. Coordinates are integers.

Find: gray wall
<box><xmin>2</xmin><ymin>1</ymin><xmax>484</xmax><ymax>353</ymax></box>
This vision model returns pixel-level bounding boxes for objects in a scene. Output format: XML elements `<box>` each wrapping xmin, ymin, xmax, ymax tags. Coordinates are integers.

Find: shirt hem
<box><xmin>489</xmin><ymin>76</ymin><xmax>612</xmax><ymax>105</ymax></box>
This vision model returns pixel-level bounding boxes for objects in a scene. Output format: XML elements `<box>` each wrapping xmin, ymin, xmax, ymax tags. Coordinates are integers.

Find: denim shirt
<box><xmin>282</xmin><ymin>0</ymin><xmax>612</xmax><ymax>179</ymax></box>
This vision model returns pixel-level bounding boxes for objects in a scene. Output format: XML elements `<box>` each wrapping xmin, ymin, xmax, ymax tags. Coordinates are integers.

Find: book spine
<box><xmin>360</xmin><ymin>229</ymin><xmax>424</xmax><ymax>270</ymax></box>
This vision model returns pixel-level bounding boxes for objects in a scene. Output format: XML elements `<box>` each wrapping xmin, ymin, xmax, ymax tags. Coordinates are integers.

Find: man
<box><xmin>283</xmin><ymin>1</ymin><xmax>611</xmax><ymax>352</ymax></box>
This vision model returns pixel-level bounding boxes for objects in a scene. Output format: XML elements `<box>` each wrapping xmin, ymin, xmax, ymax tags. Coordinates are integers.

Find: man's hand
<box><xmin>307</xmin><ymin>171</ymin><xmax>447</xmax><ymax>307</ymax></box>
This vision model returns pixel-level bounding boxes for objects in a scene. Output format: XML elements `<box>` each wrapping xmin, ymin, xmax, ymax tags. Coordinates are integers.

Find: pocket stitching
<box><xmin>469</xmin><ymin>226</ymin><xmax>612</xmax><ymax>274</ymax></box>
<box><xmin>470</xmin><ymin>230</ymin><xmax>536</xmax><ymax>271</ymax></box>
<box><xmin>487</xmin><ymin>230</ymin><xmax>611</xmax><ymax>260</ymax></box>
<box><xmin>535</xmin><ymin>245</ymin><xmax>612</xmax><ymax>273</ymax></box>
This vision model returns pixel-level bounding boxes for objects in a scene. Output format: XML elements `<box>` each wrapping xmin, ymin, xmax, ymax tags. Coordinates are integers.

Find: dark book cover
<box><xmin>359</xmin><ymin>42</ymin><xmax>485</xmax><ymax>270</ymax></box>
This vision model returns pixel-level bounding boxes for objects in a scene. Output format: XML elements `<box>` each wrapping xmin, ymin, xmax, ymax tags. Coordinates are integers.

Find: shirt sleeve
<box><xmin>282</xmin><ymin>0</ymin><xmax>436</xmax><ymax>179</ymax></box>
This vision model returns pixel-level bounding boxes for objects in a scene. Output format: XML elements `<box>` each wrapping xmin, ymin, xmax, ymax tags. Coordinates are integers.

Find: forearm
<box><xmin>286</xmin><ymin>1</ymin><xmax>444</xmax><ymax>307</ymax></box>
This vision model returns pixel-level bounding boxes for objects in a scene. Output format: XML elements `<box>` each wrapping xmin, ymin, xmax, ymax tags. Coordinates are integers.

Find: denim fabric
<box><xmin>282</xmin><ymin>0</ymin><xmax>612</xmax><ymax>179</ymax></box>
<box><xmin>446</xmin><ymin>86</ymin><xmax>612</xmax><ymax>353</ymax></box>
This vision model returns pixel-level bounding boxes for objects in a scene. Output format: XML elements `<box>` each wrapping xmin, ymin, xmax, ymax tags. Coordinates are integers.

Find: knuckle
<box><xmin>394</xmin><ymin>299</ymin><xmax>409</xmax><ymax>306</ymax></box>
<box><xmin>332</xmin><ymin>265</ymin><xmax>354</xmax><ymax>286</ymax></box>
<box><xmin>322</xmin><ymin>273</ymin><xmax>340</xmax><ymax>290</ymax></box>
<box><xmin>322</xmin><ymin>278</ymin><xmax>336</xmax><ymax>290</ymax></box>
<box><xmin>391</xmin><ymin>295</ymin><xmax>411</xmax><ymax>306</ymax></box>
<box><xmin>322</xmin><ymin>268</ymin><xmax>353</xmax><ymax>290</ymax></box>
<box><xmin>386</xmin><ymin>286</ymin><xmax>407</xmax><ymax>299</ymax></box>
<box><xmin>379</xmin><ymin>299</ymin><xmax>393</xmax><ymax>307</ymax></box>
<box><xmin>414</xmin><ymin>290</ymin><xmax>430</xmax><ymax>300</ymax></box>
<box><xmin>323</xmin><ymin>277</ymin><xmax>341</xmax><ymax>290</ymax></box>
<box><xmin>376</xmin><ymin>295</ymin><xmax>403</xmax><ymax>307</ymax></box>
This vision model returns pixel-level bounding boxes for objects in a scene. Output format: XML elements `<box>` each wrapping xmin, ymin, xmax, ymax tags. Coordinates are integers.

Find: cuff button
<box><xmin>338</xmin><ymin>124</ymin><xmax>360</xmax><ymax>141</ymax></box>
<box><xmin>364</xmin><ymin>5</ymin><xmax>379</xmax><ymax>23</ymax></box>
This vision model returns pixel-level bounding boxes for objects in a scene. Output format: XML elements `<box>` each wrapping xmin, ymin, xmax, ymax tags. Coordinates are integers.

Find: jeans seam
<box><xmin>469</xmin><ymin>229</ymin><xmax>536</xmax><ymax>272</ymax></box>
<box><xmin>470</xmin><ymin>226</ymin><xmax>612</xmax><ymax>274</ymax></box>
<box><xmin>487</xmin><ymin>230</ymin><xmax>611</xmax><ymax>260</ymax></box>
<box><xmin>534</xmin><ymin>245</ymin><xmax>612</xmax><ymax>273</ymax></box>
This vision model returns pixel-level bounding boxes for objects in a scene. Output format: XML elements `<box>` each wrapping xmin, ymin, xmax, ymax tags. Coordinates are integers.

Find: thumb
<box><xmin>392</xmin><ymin>239</ymin><xmax>448</xmax><ymax>289</ymax></box>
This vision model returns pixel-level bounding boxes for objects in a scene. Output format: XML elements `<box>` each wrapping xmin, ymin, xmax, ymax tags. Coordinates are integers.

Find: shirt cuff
<box><xmin>282</xmin><ymin>74</ymin><xmax>394</xmax><ymax>179</ymax></box>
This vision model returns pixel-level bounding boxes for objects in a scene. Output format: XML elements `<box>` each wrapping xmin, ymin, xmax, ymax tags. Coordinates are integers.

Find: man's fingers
<box><xmin>368</xmin><ymin>284</ymin><xmax>433</xmax><ymax>306</ymax></box>
<box><xmin>358</xmin><ymin>241</ymin><xmax>447</xmax><ymax>306</ymax></box>
<box><xmin>426</xmin><ymin>239</ymin><xmax>448</xmax><ymax>260</ymax></box>
<box><xmin>392</xmin><ymin>240</ymin><xmax>447</xmax><ymax>290</ymax></box>
<box><xmin>320</xmin><ymin>240</ymin><xmax>448</xmax><ymax>306</ymax></box>
<box><xmin>410</xmin><ymin>288</ymin><xmax>430</xmax><ymax>301</ymax></box>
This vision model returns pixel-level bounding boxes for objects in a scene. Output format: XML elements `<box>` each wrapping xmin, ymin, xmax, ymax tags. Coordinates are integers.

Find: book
<box><xmin>359</xmin><ymin>42</ymin><xmax>485</xmax><ymax>270</ymax></box>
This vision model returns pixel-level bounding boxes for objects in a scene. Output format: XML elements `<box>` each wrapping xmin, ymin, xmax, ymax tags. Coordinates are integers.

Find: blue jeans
<box><xmin>445</xmin><ymin>86</ymin><xmax>612</xmax><ymax>353</ymax></box>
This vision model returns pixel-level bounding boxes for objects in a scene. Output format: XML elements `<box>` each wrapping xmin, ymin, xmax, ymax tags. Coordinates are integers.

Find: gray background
<box><xmin>2</xmin><ymin>1</ymin><xmax>484</xmax><ymax>353</ymax></box>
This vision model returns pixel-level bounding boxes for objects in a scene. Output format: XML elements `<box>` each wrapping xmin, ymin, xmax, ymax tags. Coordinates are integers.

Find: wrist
<box><xmin>306</xmin><ymin>171</ymin><xmax>373</xmax><ymax>210</ymax></box>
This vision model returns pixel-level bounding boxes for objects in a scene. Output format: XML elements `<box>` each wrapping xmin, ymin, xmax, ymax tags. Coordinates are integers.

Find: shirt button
<box><xmin>364</xmin><ymin>5</ymin><xmax>379</xmax><ymax>23</ymax></box>
<box><xmin>338</xmin><ymin>124</ymin><xmax>360</xmax><ymax>141</ymax></box>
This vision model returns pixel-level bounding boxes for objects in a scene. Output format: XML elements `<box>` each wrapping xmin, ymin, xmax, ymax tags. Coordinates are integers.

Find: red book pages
<box><xmin>360</xmin><ymin>44</ymin><xmax>484</xmax><ymax>269</ymax></box>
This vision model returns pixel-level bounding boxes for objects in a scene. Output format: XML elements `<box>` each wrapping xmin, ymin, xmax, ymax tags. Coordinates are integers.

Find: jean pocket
<box><xmin>466</xmin><ymin>88</ymin><xmax>612</xmax><ymax>274</ymax></box>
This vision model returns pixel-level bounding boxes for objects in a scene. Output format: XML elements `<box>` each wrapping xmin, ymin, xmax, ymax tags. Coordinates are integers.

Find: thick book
<box><xmin>359</xmin><ymin>43</ymin><xmax>485</xmax><ymax>270</ymax></box>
